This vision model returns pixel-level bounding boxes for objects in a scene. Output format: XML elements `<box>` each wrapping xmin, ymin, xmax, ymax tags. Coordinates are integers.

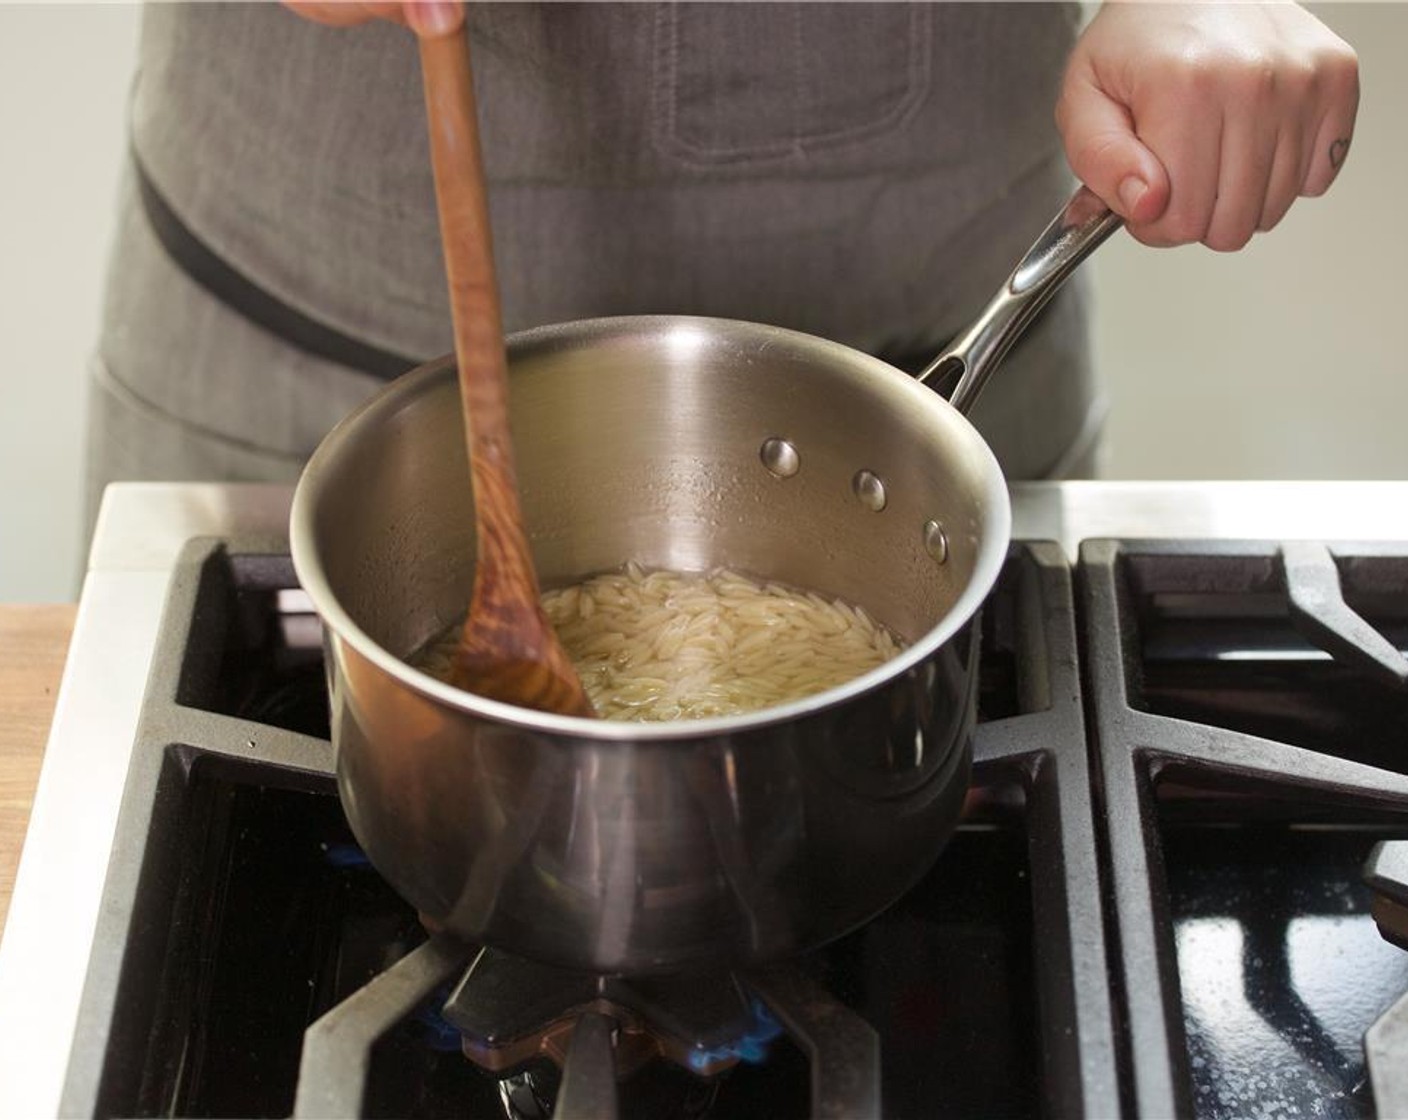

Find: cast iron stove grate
<box><xmin>58</xmin><ymin>538</ymin><xmax>1114</xmax><ymax>1119</ymax></box>
<box><xmin>1079</xmin><ymin>540</ymin><xmax>1408</xmax><ymax>1120</ymax></box>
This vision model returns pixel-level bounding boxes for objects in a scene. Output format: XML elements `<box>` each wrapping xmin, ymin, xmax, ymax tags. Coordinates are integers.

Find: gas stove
<box><xmin>3</xmin><ymin>482</ymin><xmax>1408</xmax><ymax>1118</ymax></box>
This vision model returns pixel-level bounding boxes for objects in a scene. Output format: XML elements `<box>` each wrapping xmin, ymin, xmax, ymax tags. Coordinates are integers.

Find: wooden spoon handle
<box><xmin>418</xmin><ymin>31</ymin><xmax>595</xmax><ymax>717</ymax></box>
<box><xmin>418</xmin><ymin>32</ymin><xmax>525</xmax><ymax>578</ymax></box>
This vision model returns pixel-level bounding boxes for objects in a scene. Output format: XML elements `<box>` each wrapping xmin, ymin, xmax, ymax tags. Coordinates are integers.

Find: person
<box><xmin>85</xmin><ymin>1</ymin><xmax>1358</xmax><ymax>525</ymax></box>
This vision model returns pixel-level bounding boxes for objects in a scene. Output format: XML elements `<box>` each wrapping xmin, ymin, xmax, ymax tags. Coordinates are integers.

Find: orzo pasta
<box><xmin>413</xmin><ymin>562</ymin><xmax>903</xmax><ymax>721</ymax></box>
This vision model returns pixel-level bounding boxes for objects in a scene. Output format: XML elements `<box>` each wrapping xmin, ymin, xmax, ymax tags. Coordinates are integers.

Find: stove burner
<box><xmin>443</xmin><ymin>949</ymin><xmax>783</xmax><ymax>1079</ymax></box>
<box><xmin>292</xmin><ymin>939</ymin><xmax>878</xmax><ymax>1120</ymax></box>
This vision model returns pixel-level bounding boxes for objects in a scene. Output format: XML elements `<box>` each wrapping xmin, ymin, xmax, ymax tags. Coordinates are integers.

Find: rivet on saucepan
<box><xmin>852</xmin><ymin>470</ymin><xmax>887</xmax><ymax>512</ymax></box>
<box><xmin>760</xmin><ymin>437</ymin><xmax>800</xmax><ymax>478</ymax></box>
<box><xmin>923</xmin><ymin>519</ymin><xmax>950</xmax><ymax>565</ymax></box>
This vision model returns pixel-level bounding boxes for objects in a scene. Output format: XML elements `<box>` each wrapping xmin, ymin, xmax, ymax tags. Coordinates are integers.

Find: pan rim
<box><xmin>289</xmin><ymin>314</ymin><xmax>1012</xmax><ymax>743</ymax></box>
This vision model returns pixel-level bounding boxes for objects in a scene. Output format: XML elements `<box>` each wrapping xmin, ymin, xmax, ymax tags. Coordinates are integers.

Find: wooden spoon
<box><xmin>417</xmin><ymin>31</ymin><xmax>595</xmax><ymax>718</ymax></box>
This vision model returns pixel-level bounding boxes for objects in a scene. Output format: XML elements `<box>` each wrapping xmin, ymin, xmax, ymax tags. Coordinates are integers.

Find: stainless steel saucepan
<box><xmin>290</xmin><ymin>187</ymin><xmax>1120</xmax><ymax>974</ymax></box>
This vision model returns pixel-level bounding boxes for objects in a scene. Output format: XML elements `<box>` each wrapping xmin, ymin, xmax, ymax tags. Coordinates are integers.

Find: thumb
<box><xmin>404</xmin><ymin>0</ymin><xmax>463</xmax><ymax>38</ymax></box>
<box><xmin>1056</xmin><ymin>77</ymin><xmax>1170</xmax><ymax>226</ymax></box>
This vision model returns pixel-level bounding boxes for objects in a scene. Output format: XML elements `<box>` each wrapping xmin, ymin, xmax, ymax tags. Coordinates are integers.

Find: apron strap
<box><xmin>132</xmin><ymin>149</ymin><xmax>423</xmax><ymax>382</ymax></box>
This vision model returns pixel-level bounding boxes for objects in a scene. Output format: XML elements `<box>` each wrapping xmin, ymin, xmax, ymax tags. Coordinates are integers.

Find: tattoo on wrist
<box><xmin>1330</xmin><ymin>138</ymin><xmax>1351</xmax><ymax>170</ymax></box>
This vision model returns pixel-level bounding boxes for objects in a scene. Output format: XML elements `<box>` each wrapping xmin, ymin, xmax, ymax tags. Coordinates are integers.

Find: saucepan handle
<box><xmin>918</xmin><ymin>185</ymin><xmax>1123</xmax><ymax>416</ymax></box>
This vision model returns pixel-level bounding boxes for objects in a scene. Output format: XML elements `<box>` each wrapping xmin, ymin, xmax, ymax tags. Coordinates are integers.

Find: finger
<box><xmin>1056</xmin><ymin>74</ymin><xmax>1171</xmax><ymax>225</ymax></box>
<box><xmin>1303</xmin><ymin>118</ymin><xmax>1355</xmax><ymax>198</ymax></box>
<box><xmin>283</xmin><ymin>2</ymin><xmax>406</xmax><ymax>27</ymax></box>
<box><xmin>404</xmin><ymin>0</ymin><xmax>463</xmax><ymax>38</ymax></box>
<box><xmin>1204</xmin><ymin>108</ymin><xmax>1278</xmax><ymax>252</ymax></box>
<box><xmin>1258</xmin><ymin>126</ymin><xmax>1304</xmax><ymax>232</ymax></box>
<box><xmin>1125</xmin><ymin>98</ymin><xmax>1223</xmax><ymax>249</ymax></box>
<box><xmin>1302</xmin><ymin>45</ymin><xmax>1360</xmax><ymax>197</ymax></box>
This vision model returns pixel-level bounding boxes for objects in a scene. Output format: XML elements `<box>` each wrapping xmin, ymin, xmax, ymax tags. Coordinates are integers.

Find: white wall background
<box><xmin>1</xmin><ymin>2</ymin><xmax>1405</xmax><ymax>602</ymax></box>
<box><xmin>1091</xmin><ymin>3</ymin><xmax>1408</xmax><ymax>480</ymax></box>
<box><xmin>0</xmin><ymin>3</ymin><xmax>140</xmax><ymax>601</ymax></box>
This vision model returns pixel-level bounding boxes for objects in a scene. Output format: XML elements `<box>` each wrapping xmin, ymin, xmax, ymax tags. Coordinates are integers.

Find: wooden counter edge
<box><xmin>0</xmin><ymin>604</ymin><xmax>78</xmax><ymax>936</ymax></box>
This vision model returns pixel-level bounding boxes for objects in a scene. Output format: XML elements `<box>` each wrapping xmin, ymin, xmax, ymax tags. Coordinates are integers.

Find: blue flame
<box><xmin>412</xmin><ymin>981</ymin><xmax>467</xmax><ymax>1052</ymax></box>
<box><xmin>322</xmin><ymin>842</ymin><xmax>372</xmax><ymax>869</ymax></box>
<box><xmin>684</xmin><ymin>997</ymin><xmax>784</xmax><ymax>1072</ymax></box>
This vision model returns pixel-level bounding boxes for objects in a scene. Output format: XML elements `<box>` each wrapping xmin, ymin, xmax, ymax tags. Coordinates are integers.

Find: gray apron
<box><xmin>88</xmin><ymin>1</ymin><xmax>1103</xmax><ymax>528</ymax></box>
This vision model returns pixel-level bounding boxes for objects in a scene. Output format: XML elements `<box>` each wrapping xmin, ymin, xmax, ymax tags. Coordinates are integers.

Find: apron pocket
<box><xmin>654</xmin><ymin>2</ymin><xmax>931</xmax><ymax>167</ymax></box>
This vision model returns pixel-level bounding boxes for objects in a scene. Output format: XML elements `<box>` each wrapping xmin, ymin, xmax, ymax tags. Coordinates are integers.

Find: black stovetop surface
<box><xmin>58</xmin><ymin>538</ymin><xmax>1408</xmax><ymax>1119</ymax></box>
